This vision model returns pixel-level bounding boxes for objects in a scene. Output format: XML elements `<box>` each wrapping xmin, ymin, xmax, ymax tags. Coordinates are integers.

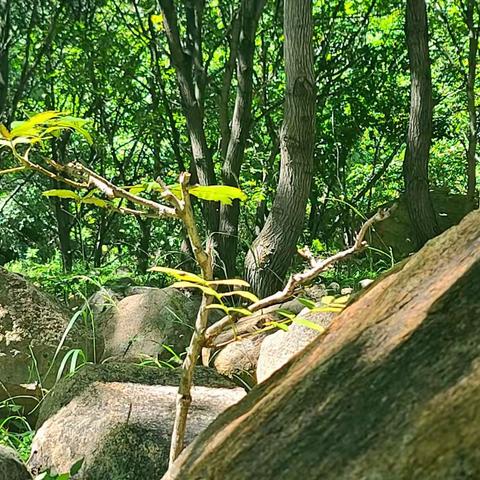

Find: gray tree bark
<box><xmin>244</xmin><ymin>0</ymin><xmax>315</xmax><ymax>297</ymax></box>
<box><xmin>403</xmin><ymin>0</ymin><xmax>440</xmax><ymax>248</ymax></box>
<box><xmin>0</xmin><ymin>0</ymin><xmax>9</xmax><ymax>119</ymax></box>
<box><xmin>465</xmin><ymin>0</ymin><xmax>479</xmax><ymax>204</ymax></box>
<box><xmin>217</xmin><ymin>0</ymin><xmax>266</xmax><ymax>277</ymax></box>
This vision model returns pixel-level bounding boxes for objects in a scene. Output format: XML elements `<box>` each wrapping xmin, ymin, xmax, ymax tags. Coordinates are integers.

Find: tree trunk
<box><xmin>465</xmin><ymin>0</ymin><xmax>478</xmax><ymax>205</ymax></box>
<box><xmin>0</xmin><ymin>0</ymin><xmax>9</xmax><ymax>119</ymax></box>
<box><xmin>158</xmin><ymin>0</ymin><xmax>218</xmax><ymax>234</ymax></box>
<box><xmin>217</xmin><ymin>0</ymin><xmax>266</xmax><ymax>277</ymax></box>
<box><xmin>403</xmin><ymin>0</ymin><xmax>440</xmax><ymax>248</ymax></box>
<box><xmin>244</xmin><ymin>0</ymin><xmax>315</xmax><ymax>297</ymax></box>
<box><xmin>164</xmin><ymin>209</ymin><xmax>480</xmax><ymax>480</ymax></box>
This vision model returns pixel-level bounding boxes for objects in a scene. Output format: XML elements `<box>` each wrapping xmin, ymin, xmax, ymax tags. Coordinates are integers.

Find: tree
<box><xmin>465</xmin><ymin>0</ymin><xmax>479</xmax><ymax>203</ymax></box>
<box><xmin>403</xmin><ymin>0</ymin><xmax>440</xmax><ymax>248</ymax></box>
<box><xmin>245</xmin><ymin>0</ymin><xmax>315</xmax><ymax>297</ymax></box>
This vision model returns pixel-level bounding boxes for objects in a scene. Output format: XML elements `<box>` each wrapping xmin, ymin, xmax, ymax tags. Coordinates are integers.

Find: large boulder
<box><xmin>0</xmin><ymin>445</ymin><xmax>31</xmax><ymax>480</ymax></box>
<box><xmin>0</xmin><ymin>268</ymin><xmax>71</xmax><ymax>414</ymax></box>
<box><xmin>369</xmin><ymin>191</ymin><xmax>471</xmax><ymax>258</ymax></box>
<box><xmin>29</xmin><ymin>363</ymin><xmax>245</xmax><ymax>479</ymax></box>
<box><xmin>99</xmin><ymin>287</ymin><xmax>200</xmax><ymax>362</ymax></box>
<box><xmin>256</xmin><ymin>310</ymin><xmax>336</xmax><ymax>383</ymax></box>
<box><xmin>163</xmin><ymin>209</ymin><xmax>480</xmax><ymax>479</ymax></box>
<box><xmin>214</xmin><ymin>334</ymin><xmax>267</xmax><ymax>384</ymax></box>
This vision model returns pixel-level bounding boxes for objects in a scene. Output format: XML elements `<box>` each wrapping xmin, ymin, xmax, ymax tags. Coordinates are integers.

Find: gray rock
<box><xmin>359</xmin><ymin>278</ymin><xmax>374</xmax><ymax>289</ymax></box>
<box><xmin>0</xmin><ymin>268</ymin><xmax>72</xmax><ymax>417</ymax></box>
<box><xmin>340</xmin><ymin>287</ymin><xmax>353</xmax><ymax>295</ymax></box>
<box><xmin>0</xmin><ymin>445</ymin><xmax>32</xmax><ymax>480</ymax></box>
<box><xmin>29</xmin><ymin>364</ymin><xmax>244</xmax><ymax>479</ymax></box>
<box><xmin>214</xmin><ymin>334</ymin><xmax>267</xmax><ymax>384</ymax></box>
<box><xmin>99</xmin><ymin>287</ymin><xmax>200</xmax><ymax>362</ymax></box>
<box><xmin>256</xmin><ymin>310</ymin><xmax>336</xmax><ymax>383</ymax></box>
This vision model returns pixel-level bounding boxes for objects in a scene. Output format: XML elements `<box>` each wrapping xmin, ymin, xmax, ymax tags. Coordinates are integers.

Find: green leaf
<box><xmin>297</xmin><ymin>297</ymin><xmax>316</xmax><ymax>310</ymax></box>
<box><xmin>188</xmin><ymin>185</ymin><xmax>247</xmax><ymax>205</ymax></box>
<box><xmin>148</xmin><ymin>267</ymin><xmax>207</xmax><ymax>285</ymax></box>
<box><xmin>205</xmin><ymin>303</ymin><xmax>229</xmax><ymax>314</ymax></box>
<box><xmin>208</xmin><ymin>278</ymin><xmax>251</xmax><ymax>288</ymax></box>
<box><xmin>277</xmin><ymin>308</ymin><xmax>296</xmax><ymax>319</ymax></box>
<box><xmin>43</xmin><ymin>189</ymin><xmax>81</xmax><ymax>201</ymax></box>
<box><xmin>265</xmin><ymin>321</ymin><xmax>289</xmax><ymax>331</ymax></box>
<box><xmin>220</xmin><ymin>290</ymin><xmax>259</xmax><ymax>303</ymax></box>
<box><xmin>172</xmin><ymin>281</ymin><xmax>221</xmax><ymax>300</ymax></box>
<box><xmin>292</xmin><ymin>317</ymin><xmax>326</xmax><ymax>333</ymax></box>
<box><xmin>81</xmin><ymin>197</ymin><xmax>109</xmax><ymax>208</ymax></box>
<box><xmin>69</xmin><ymin>458</ymin><xmax>84</xmax><ymax>476</ymax></box>
<box><xmin>227</xmin><ymin>307</ymin><xmax>252</xmax><ymax>317</ymax></box>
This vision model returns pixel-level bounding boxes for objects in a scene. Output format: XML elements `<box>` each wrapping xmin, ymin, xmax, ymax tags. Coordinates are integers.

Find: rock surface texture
<box><xmin>163</xmin><ymin>209</ymin><xmax>480</xmax><ymax>480</ymax></box>
<box><xmin>0</xmin><ymin>445</ymin><xmax>31</xmax><ymax>480</ymax></box>
<box><xmin>100</xmin><ymin>287</ymin><xmax>200</xmax><ymax>362</ymax></box>
<box><xmin>0</xmin><ymin>268</ymin><xmax>70</xmax><ymax>414</ymax></box>
<box><xmin>29</xmin><ymin>364</ymin><xmax>245</xmax><ymax>479</ymax></box>
<box><xmin>256</xmin><ymin>310</ymin><xmax>336</xmax><ymax>383</ymax></box>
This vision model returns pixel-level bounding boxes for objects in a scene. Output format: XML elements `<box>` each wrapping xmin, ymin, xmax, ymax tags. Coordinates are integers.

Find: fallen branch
<box><xmin>205</xmin><ymin>206</ymin><xmax>394</xmax><ymax>343</ymax></box>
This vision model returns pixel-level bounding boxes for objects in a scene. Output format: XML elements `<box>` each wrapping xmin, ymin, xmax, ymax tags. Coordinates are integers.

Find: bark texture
<box><xmin>465</xmin><ymin>0</ymin><xmax>478</xmax><ymax>203</ymax></box>
<box><xmin>245</xmin><ymin>0</ymin><xmax>315</xmax><ymax>297</ymax></box>
<box><xmin>403</xmin><ymin>0</ymin><xmax>440</xmax><ymax>247</ymax></box>
<box><xmin>164</xmin><ymin>209</ymin><xmax>480</xmax><ymax>480</ymax></box>
<box><xmin>217</xmin><ymin>0</ymin><xmax>266</xmax><ymax>277</ymax></box>
<box><xmin>0</xmin><ymin>0</ymin><xmax>9</xmax><ymax>118</ymax></box>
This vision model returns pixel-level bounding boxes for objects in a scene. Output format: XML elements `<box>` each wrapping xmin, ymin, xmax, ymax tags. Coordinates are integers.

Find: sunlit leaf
<box><xmin>297</xmin><ymin>297</ymin><xmax>316</xmax><ymax>309</ymax></box>
<box><xmin>205</xmin><ymin>303</ymin><xmax>229</xmax><ymax>314</ymax></box>
<box><xmin>171</xmin><ymin>281</ymin><xmax>221</xmax><ymax>299</ymax></box>
<box><xmin>43</xmin><ymin>189</ymin><xmax>81</xmax><ymax>201</ymax></box>
<box><xmin>188</xmin><ymin>185</ymin><xmax>247</xmax><ymax>205</ymax></box>
<box><xmin>220</xmin><ymin>290</ymin><xmax>259</xmax><ymax>303</ymax></box>
<box><xmin>81</xmin><ymin>197</ymin><xmax>109</xmax><ymax>208</ymax></box>
<box><xmin>265</xmin><ymin>321</ymin><xmax>289</xmax><ymax>331</ymax></box>
<box><xmin>148</xmin><ymin>266</ymin><xmax>207</xmax><ymax>285</ymax></box>
<box><xmin>292</xmin><ymin>317</ymin><xmax>326</xmax><ymax>333</ymax></box>
<box><xmin>208</xmin><ymin>278</ymin><xmax>250</xmax><ymax>287</ymax></box>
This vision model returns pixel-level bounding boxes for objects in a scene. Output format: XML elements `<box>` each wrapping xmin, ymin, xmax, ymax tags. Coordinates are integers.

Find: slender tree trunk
<box><xmin>217</xmin><ymin>0</ymin><xmax>266</xmax><ymax>277</ymax></box>
<box><xmin>465</xmin><ymin>0</ymin><xmax>478</xmax><ymax>205</ymax></box>
<box><xmin>403</xmin><ymin>0</ymin><xmax>440</xmax><ymax>248</ymax></box>
<box><xmin>0</xmin><ymin>0</ymin><xmax>9</xmax><ymax>119</ymax></box>
<box><xmin>158</xmin><ymin>0</ymin><xmax>218</xmax><ymax>234</ymax></box>
<box><xmin>245</xmin><ymin>0</ymin><xmax>315</xmax><ymax>297</ymax></box>
<box><xmin>136</xmin><ymin>217</ymin><xmax>151</xmax><ymax>274</ymax></box>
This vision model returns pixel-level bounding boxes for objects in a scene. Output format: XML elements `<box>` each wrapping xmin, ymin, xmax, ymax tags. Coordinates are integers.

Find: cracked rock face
<box><xmin>0</xmin><ymin>268</ymin><xmax>70</xmax><ymax>408</ymax></box>
<box><xmin>0</xmin><ymin>445</ymin><xmax>32</xmax><ymax>480</ymax></box>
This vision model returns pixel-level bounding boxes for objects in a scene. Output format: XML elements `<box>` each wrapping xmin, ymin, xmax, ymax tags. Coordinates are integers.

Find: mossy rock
<box><xmin>37</xmin><ymin>362</ymin><xmax>237</xmax><ymax>427</ymax></box>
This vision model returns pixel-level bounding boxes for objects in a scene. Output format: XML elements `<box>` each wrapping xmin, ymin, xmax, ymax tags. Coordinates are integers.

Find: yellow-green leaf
<box><xmin>292</xmin><ymin>317</ymin><xmax>326</xmax><ymax>333</ymax></box>
<box><xmin>172</xmin><ymin>281</ymin><xmax>221</xmax><ymax>300</ymax></box>
<box><xmin>220</xmin><ymin>290</ymin><xmax>259</xmax><ymax>303</ymax></box>
<box><xmin>81</xmin><ymin>197</ymin><xmax>109</xmax><ymax>208</ymax></box>
<box><xmin>148</xmin><ymin>267</ymin><xmax>207</xmax><ymax>285</ymax></box>
<box><xmin>43</xmin><ymin>189</ymin><xmax>81</xmax><ymax>201</ymax></box>
<box><xmin>227</xmin><ymin>307</ymin><xmax>252</xmax><ymax>317</ymax></box>
<box><xmin>0</xmin><ymin>124</ymin><xmax>10</xmax><ymax>139</ymax></box>
<box><xmin>205</xmin><ymin>304</ymin><xmax>229</xmax><ymax>314</ymax></box>
<box><xmin>208</xmin><ymin>279</ymin><xmax>251</xmax><ymax>288</ymax></box>
<box><xmin>188</xmin><ymin>185</ymin><xmax>247</xmax><ymax>205</ymax></box>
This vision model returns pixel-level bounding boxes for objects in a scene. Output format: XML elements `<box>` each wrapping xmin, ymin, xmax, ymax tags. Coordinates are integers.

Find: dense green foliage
<box><xmin>0</xmin><ymin>0</ymin><xmax>478</xmax><ymax>290</ymax></box>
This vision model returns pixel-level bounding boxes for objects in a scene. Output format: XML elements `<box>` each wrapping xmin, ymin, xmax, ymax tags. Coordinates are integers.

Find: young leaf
<box><xmin>81</xmin><ymin>197</ymin><xmax>109</xmax><ymax>208</ymax></box>
<box><xmin>188</xmin><ymin>185</ymin><xmax>247</xmax><ymax>205</ymax></box>
<box><xmin>43</xmin><ymin>189</ymin><xmax>81</xmax><ymax>201</ymax></box>
<box><xmin>265</xmin><ymin>321</ymin><xmax>289</xmax><ymax>332</ymax></box>
<box><xmin>69</xmin><ymin>458</ymin><xmax>84</xmax><ymax>476</ymax></box>
<box><xmin>172</xmin><ymin>281</ymin><xmax>221</xmax><ymax>300</ymax></box>
<box><xmin>208</xmin><ymin>278</ymin><xmax>251</xmax><ymax>288</ymax></box>
<box><xmin>149</xmin><ymin>266</ymin><xmax>207</xmax><ymax>285</ymax></box>
<box><xmin>227</xmin><ymin>307</ymin><xmax>252</xmax><ymax>317</ymax></box>
<box><xmin>205</xmin><ymin>303</ymin><xmax>229</xmax><ymax>314</ymax></box>
<box><xmin>220</xmin><ymin>290</ymin><xmax>259</xmax><ymax>303</ymax></box>
<box><xmin>297</xmin><ymin>297</ymin><xmax>317</xmax><ymax>310</ymax></box>
<box><xmin>292</xmin><ymin>317</ymin><xmax>326</xmax><ymax>333</ymax></box>
<box><xmin>277</xmin><ymin>308</ymin><xmax>296</xmax><ymax>319</ymax></box>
